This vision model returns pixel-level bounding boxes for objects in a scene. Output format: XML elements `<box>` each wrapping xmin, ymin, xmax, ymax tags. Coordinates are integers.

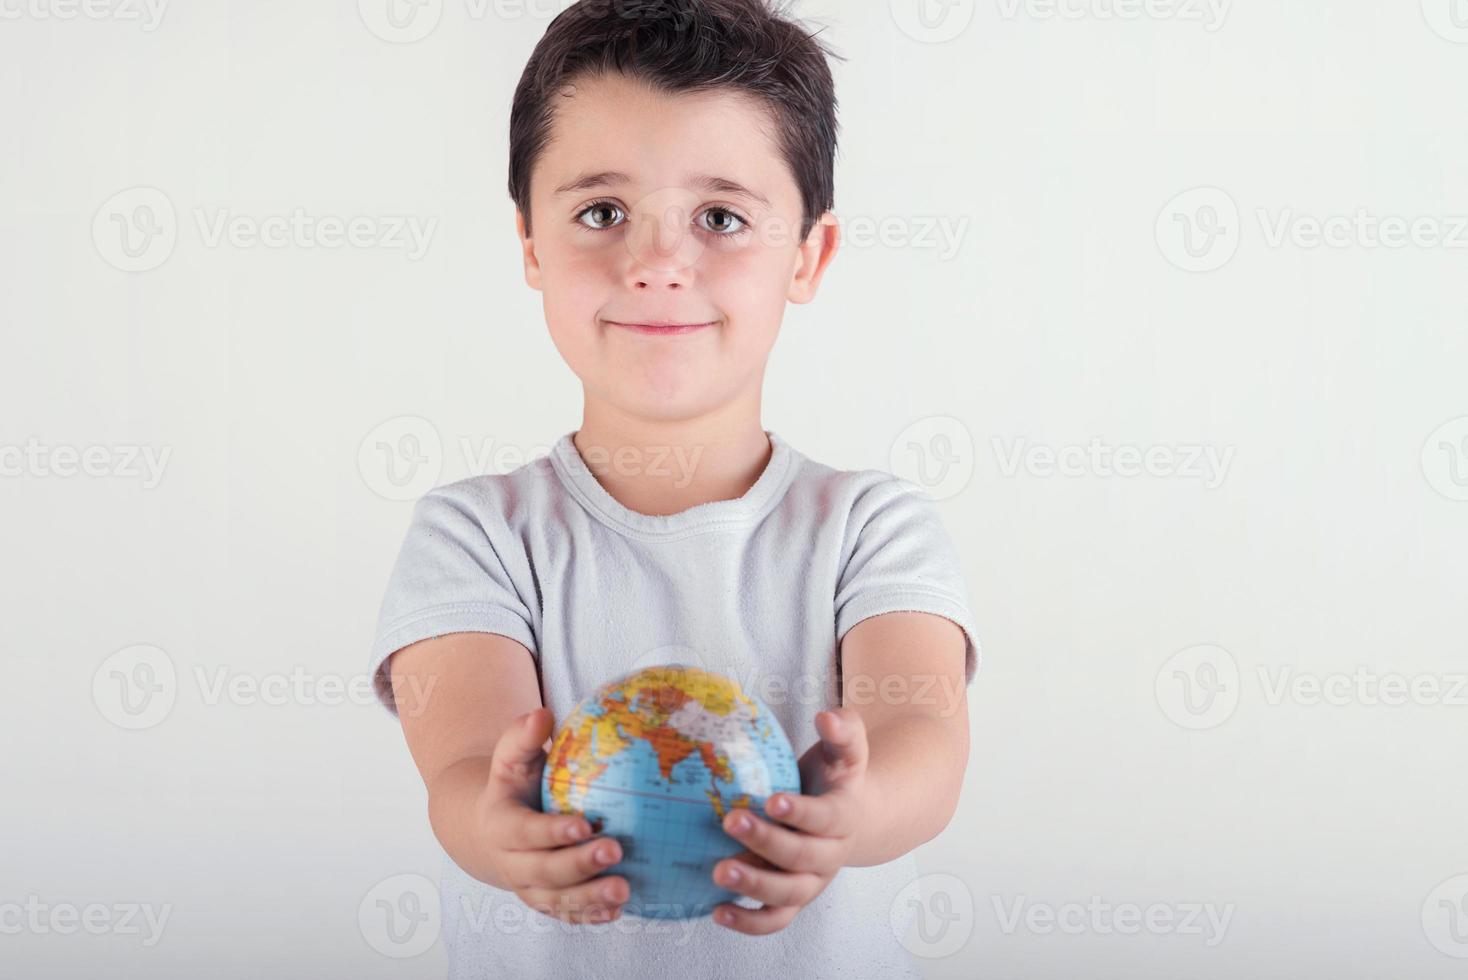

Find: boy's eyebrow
<box><xmin>693</xmin><ymin>174</ymin><xmax>771</xmax><ymax>208</ymax></box>
<box><xmin>553</xmin><ymin>170</ymin><xmax>771</xmax><ymax>207</ymax></box>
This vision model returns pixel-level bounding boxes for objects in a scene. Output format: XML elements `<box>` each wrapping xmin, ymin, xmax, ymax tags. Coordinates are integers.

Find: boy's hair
<box><xmin>509</xmin><ymin>0</ymin><xmax>841</xmax><ymax>241</ymax></box>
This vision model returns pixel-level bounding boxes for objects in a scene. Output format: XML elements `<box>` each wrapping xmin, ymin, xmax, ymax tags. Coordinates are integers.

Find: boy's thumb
<box><xmin>495</xmin><ymin>707</ymin><xmax>554</xmax><ymax>770</ymax></box>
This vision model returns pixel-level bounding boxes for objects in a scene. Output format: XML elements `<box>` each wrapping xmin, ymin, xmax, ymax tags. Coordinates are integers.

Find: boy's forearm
<box><xmin>425</xmin><ymin>755</ymin><xmax>510</xmax><ymax>890</ymax></box>
<box><xmin>846</xmin><ymin>715</ymin><xmax>969</xmax><ymax>868</ymax></box>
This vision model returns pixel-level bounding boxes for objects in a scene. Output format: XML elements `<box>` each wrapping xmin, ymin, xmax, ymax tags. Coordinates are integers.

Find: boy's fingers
<box><xmin>720</xmin><ymin>810</ymin><xmax>844</xmax><ymax>874</ymax></box>
<box><xmin>494</xmin><ymin>801</ymin><xmax>591</xmax><ymax>852</ymax></box>
<box><xmin>500</xmin><ymin>834</ymin><xmax>623</xmax><ymax>890</ymax></box>
<box><xmin>713</xmin><ymin>856</ymin><xmax>824</xmax><ymax>908</ymax></box>
<box><xmin>762</xmin><ymin>789</ymin><xmax>857</xmax><ymax>839</ymax></box>
<box><xmin>519</xmin><ymin>874</ymin><xmax>629</xmax><ymax>924</ymax></box>
<box><xmin>713</xmin><ymin>901</ymin><xmax>799</xmax><ymax>935</ymax></box>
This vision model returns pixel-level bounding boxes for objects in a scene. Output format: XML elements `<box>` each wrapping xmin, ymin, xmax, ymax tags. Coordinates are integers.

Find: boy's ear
<box><xmin>787</xmin><ymin>211</ymin><xmax>840</xmax><ymax>305</ymax></box>
<box><xmin>516</xmin><ymin>208</ymin><xmax>543</xmax><ymax>292</ymax></box>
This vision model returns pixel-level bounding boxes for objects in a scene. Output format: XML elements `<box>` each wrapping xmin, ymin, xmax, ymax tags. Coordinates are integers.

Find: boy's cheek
<box><xmin>539</xmin><ymin>251</ymin><xmax>617</xmax><ymax>301</ymax></box>
<box><xmin>697</xmin><ymin>240</ymin><xmax>794</xmax><ymax>287</ymax></box>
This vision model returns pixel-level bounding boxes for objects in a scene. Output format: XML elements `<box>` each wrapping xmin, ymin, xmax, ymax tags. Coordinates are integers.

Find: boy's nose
<box><xmin>628</xmin><ymin>268</ymin><xmax>687</xmax><ymax>291</ymax></box>
<box><xmin>624</xmin><ymin>237</ymin><xmax>696</xmax><ymax>290</ymax></box>
<box><xmin>623</xmin><ymin>189</ymin><xmax>706</xmax><ymax>286</ymax></box>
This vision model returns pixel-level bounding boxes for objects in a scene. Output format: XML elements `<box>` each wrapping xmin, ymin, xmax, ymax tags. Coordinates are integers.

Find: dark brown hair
<box><xmin>509</xmin><ymin>0</ymin><xmax>841</xmax><ymax>240</ymax></box>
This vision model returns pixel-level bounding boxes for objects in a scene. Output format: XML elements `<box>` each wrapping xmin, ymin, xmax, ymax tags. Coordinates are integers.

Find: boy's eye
<box><xmin>577</xmin><ymin>202</ymin><xmax>625</xmax><ymax>230</ymax></box>
<box><xmin>698</xmin><ymin>207</ymin><xmax>746</xmax><ymax>235</ymax></box>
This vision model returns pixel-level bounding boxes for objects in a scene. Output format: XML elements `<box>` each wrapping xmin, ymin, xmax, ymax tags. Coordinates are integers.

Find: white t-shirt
<box><xmin>370</xmin><ymin>429</ymin><xmax>981</xmax><ymax>980</ymax></box>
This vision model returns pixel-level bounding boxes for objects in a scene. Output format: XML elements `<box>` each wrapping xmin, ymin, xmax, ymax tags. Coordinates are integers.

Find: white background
<box><xmin>2</xmin><ymin>1</ymin><xmax>1467</xmax><ymax>977</ymax></box>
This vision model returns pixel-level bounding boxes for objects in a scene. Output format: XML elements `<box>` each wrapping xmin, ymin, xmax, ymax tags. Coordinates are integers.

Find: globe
<box><xmin>540</xmin><ymin>663</ymin><xmax>801</xmax><ymax>920</ymax></box>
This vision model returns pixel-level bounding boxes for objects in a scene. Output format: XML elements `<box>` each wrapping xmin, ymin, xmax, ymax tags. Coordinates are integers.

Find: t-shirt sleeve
<box><xmin>834</xmin><ymin>475</ymin><xmax>982</xmax><ymax>686</ymax></box>
<box><xmin>368</xmin><ymin>486</ymin><xmax>539</xmax><ymax>716</ymax></box>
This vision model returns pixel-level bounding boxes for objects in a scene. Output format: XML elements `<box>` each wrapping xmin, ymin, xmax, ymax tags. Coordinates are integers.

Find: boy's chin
<box><xmin>593</xmin><ymin>384</ymin><xmax>731</xmax><ymax>425</ymax></box>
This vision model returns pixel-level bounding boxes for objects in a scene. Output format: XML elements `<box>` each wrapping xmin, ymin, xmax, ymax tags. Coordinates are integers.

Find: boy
<box><xmin>369</xmin><ymin>1</ymin><xmax>981</xmax><ymax>976</ymax></box>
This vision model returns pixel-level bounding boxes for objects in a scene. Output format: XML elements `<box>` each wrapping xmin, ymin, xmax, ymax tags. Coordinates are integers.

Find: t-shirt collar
<box><xmin>548</xmin><ymin>429</ymin><xmax>797</xmax><ymax>537</ymax></box>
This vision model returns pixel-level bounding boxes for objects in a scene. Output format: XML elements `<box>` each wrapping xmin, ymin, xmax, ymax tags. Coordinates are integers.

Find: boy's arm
<box><xmin>838</xmin><ymin>610</ymin><xmax>971</xmax><ymax>868</ymax></box>
<box><xmin>707</xmin><ymin>610</ymin><xmax>971</xmax><ymax>933</ymax></box>
<box><xmin>390</xmin><ymin>631</ymin><xmax>545</xmax><ymax>889</ymax></box>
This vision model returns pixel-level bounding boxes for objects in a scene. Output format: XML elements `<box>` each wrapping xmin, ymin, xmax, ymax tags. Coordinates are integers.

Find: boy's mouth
<box><xmin>604</xmin><ymin>319</ymin><xmax>718</xmax><ymax>336</ymax></box>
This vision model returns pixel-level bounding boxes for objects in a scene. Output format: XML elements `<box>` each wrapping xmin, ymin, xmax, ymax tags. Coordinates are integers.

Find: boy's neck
<box><xmin>571</xmin><ymin>398</ymin><xmax>773</xmax><ymax>518</ymax></box>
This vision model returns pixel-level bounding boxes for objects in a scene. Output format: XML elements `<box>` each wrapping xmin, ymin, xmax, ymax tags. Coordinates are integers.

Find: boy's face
<box><xmin>517</xmin><ymin>72</ymin><xmax>837</xmax><ymax>424</ymax></box>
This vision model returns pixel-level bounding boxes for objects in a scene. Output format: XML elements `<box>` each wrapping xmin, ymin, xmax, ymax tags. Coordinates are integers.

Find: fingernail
<box><xmin>730</xmin><ymin>814</ymin><xmax>750</xmax><ymax>832</ymax></box>
<box><xmin>566</xmin><ymin>822</ymin><xmax>586</xmax><ymax>842</ymax></box>
<box><xmin>723</xmin><ymin>864</ymin><xmax>742</xmax><ymax>884</ymax></box>
<box><xmin>717</xmin><ymin>909</ymin><xmax>734</xmax><ymax>925</ymax></box>
<box><xmin>602</xmin><ymin>883</ymin><xmax>619</xmax><ymax>902</ymax></box>
<box><xmin>597</xmin><ymin>844</ymin><xmax>615</xmax><ymax>863</ymax></box>
<box><xmin>769</xmin><ymin>795</ymin><xmax>790</xmax><ymax>816</ymax></box>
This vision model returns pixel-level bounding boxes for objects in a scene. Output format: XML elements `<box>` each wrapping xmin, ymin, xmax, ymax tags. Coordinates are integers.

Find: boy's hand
<box><xmin>478</xmin><ymin>707</ymin><xmax>629</xmax><ymax>925</ymax></box>
<box><xmin>710</xmin><ymin>706</ymin><xmax>867</xmax><ymax>935</ymax></box>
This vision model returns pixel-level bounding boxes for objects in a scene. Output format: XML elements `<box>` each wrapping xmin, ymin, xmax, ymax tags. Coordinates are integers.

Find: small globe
<box><xmin>540</xmin><ymin>663</ymin><xmax>801</xmax><ymax>920</ymax></box>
